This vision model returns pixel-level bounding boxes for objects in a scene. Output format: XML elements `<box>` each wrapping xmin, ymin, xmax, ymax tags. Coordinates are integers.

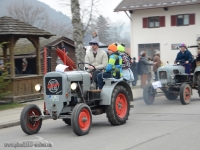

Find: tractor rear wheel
<box><xmin>165</xmin><ymin>94</ymin><xmax>178</xmax><ymax>100</ymax></box>
<box><xmin>62</xmin><ymin>118</ymin><xmax>71</xmax><ymax>125</ymax></box>
<box><xmin>20</xmin><ymin>104</ymin><xmax>42</xmax><ymax>135</ymax></box>
<box><xmin>71</xmin><ymin>103</ymin><xmax>92</xmax><ymax>136</ymax></box>
<box><xmin>180</xmin><ymin>84</ymin><xmax>191</xmax><ymax>105</ymax></box>
<box><xmin>106</xmin><ymin>86</ymin><xmax>130</xmax><ymax>126</ymax></box>
<box><xmin>143</xmin><ymin>84</ymin><xmax>156</xmax><ymax>105</ymax></box>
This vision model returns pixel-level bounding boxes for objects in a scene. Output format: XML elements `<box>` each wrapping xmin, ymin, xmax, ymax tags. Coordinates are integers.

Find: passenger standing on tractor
<box><xmin>174</xmin><ymin>43</ymin><xmax>193</xmax><ymax>74</ymax></box>
<box><xmin>97</xmin><ymin>43</ymin><xmax>122</xmax><ymax>90</ymax></box>
<box><xmin>85</xmin><ymin>32</ymin><xmax>108</xmax><ymax>89</ymax></box>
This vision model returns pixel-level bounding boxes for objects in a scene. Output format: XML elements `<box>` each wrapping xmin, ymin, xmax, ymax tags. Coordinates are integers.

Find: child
<box><xmin>97</xmin><ymin>43</ymin><xmax>122</xmax><ymax>90</ymax></box>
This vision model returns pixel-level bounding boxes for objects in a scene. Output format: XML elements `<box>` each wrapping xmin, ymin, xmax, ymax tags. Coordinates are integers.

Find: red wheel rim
<box><xmin>184</xmin><ymin>87</ymin><xmax>191</xmax><ymax>101</ymax></box>
<box><xmin>78</xmin><ymin>108</ymin><xmax>91</xmax><ymax>131</ymax></box>
<box><xmin>27</xmin><ymin>109</ymin><xmax>41</xmax><ymax>130</ymax></box>
<box><xmin>115</xmin><ymin>94</ymin><xmax>128</xmax><ymax>118</ymax></box>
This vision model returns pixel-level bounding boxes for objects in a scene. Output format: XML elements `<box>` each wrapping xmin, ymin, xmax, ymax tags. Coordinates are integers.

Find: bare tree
<box><xmin>7</xmin><ymin>0</ymin><xmax>73</xmax><ymax>37</ymax></box>
<box><xmin>56</xmin><ymin>0</ymin><xmax>101</xmax><ymax>35</ymax></box>
<box><xmin>70</xmin><ymin>0</ymin><xmax>85</xmax><ymax>65</ymax></box>
<box><xmin>7</xmin><ymin>0</ymin><xmax>49</xmax><ymax>28</ymax></box>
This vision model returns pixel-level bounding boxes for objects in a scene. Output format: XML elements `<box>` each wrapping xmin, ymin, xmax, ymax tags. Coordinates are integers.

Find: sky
<box><xmin>37</xmin><ymin>0</ymin><xmax>130</xmax><ymax>23</ymax></box>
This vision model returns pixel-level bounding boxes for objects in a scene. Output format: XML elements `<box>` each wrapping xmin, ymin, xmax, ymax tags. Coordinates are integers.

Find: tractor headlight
<box><xmin>171</xmin><ymin>75</ymin><xmax>175</xmax><ymax>79</ymax></box>
<box><xmin>35</xmin><ymin>84</ymin><xmax>42</xmax><ymax>92</ymax></box>
<box><xmin>71</xmin><ymin>83</ymin><xmax>77</xmax><ymax>90</ymax></box>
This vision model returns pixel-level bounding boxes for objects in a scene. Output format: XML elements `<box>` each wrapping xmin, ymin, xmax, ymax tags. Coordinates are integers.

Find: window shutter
<box><xmin>143</xmin><ymin>18</ymin><xmax>148</xmax><ymax>28</ymax></box>
<box><xmin>189</xmin><ymin>14</ymin><xmax>195</xmax><ymax>25</ymax></box>
<box><xmin>160</xmin><ymin>16</ymin><xmax>165</xmax><ymax>27</ymax></box>
<box><xmin>171</xmin><ymin>15</ymin><xmax>176</xmax><ymax>26</ymax></box>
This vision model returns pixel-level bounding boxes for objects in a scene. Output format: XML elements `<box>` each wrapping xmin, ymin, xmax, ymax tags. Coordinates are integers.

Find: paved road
<box><xmin>0</xmin><ymin>91</ymin><xmax>200</xmax><ymax>150</ymax></box>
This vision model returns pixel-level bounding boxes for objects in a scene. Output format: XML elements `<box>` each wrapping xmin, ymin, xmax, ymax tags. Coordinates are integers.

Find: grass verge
<box><xmin>0</xmin><ymin>102</ymin><xmax>26</xmax><ymax>111</ymax></box>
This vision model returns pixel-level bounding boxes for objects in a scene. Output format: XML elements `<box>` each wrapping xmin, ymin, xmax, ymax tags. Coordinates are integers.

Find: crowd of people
<box><xmin>85</xmin><ymin>38</ymin><xmax>200</xmax><ymax>90</ymax></box>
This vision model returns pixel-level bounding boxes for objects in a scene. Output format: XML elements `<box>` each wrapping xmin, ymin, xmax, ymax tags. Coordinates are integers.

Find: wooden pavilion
<box><xmin>0</xmin><ymin>16</ymin><xmax>54</xmax><ymax>102</ymax></box>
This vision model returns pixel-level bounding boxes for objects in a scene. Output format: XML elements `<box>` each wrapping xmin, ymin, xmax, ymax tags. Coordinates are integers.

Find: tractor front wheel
<box><xmin>106</xmin><ymin>86</ymin><xmax>130</xmax><ymax>126</ymax></box>
<box><xmin>20</xmin><ymin>104</ymin><xmax>42</xmax><ymax>135</ymax></box>
<box><xmin>180</xmin><ymin>84</ymin><xmax>191</xmax><ymax>105</ymax></box>
<box><xmin>71</xmin><ymin>103</ymin><xmax>92</xmax><ymax>136</ymax></box>
<box><xmin>143</xmin><ymin>84</ymin><xmax>156</xmax><ymax>105</ymax></box>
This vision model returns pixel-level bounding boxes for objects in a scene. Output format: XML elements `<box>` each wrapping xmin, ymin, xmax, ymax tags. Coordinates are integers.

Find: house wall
<box><xmin>131</xmin><ymin>4</ymin><xmax>200</xmax><ymax>64</ymax></box>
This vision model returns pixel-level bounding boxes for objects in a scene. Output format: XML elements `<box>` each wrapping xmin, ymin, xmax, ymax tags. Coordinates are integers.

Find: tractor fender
<box><xmin>99</xmin><ymin>81</ymin><xmax>133</xmax><ymax>105</ymax></box>
<box><xmin>193</xmin><ymin>66</ymin><xmax>200</xmax><ymax>83</ymax></box>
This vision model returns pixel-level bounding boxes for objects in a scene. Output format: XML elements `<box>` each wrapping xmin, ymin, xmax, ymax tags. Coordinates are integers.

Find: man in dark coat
<box><xmin>130</xmin><ymin>57</ymin><xmax>138</xmax><ymax>86</ymax></box>
<box><xmin>175</xmin><ymin>43</ymin><xmax>192</xmax><ymax>74</ymax></box>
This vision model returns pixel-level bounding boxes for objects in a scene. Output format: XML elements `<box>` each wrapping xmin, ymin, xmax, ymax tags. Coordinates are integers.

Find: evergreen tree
<box><xmin>96</xmin><ymin>15</ymin><xmax>110</xmax><ymax>45</ymax></box>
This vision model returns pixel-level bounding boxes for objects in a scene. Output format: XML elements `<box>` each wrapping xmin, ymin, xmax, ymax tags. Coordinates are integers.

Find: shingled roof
<box><xmin>0</xmin><ymin>16</ymin><xmax>54</xmax><ymax>38</ymax></box>
<box><xmin>114</xmin><ymin>0</ymin><xmax>200</xmax><ymax>12</ymax></box>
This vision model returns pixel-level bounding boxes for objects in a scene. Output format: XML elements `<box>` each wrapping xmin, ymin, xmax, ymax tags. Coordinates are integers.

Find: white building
<box><xmin>115</xmin><ymin>0</ymin><xmax>200</xmax><ymax>64</ymax></box>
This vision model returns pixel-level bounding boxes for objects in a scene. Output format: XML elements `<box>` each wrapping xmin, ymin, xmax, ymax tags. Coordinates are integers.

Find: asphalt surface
<box><xmin>0</xmin><ymin>91</ymin><xmax>200</xmax><ymax>150</ymax></box>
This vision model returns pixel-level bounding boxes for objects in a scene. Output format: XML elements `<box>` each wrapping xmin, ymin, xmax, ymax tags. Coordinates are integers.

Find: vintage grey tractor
<box><xmin>20</xmin><ymin>63</ymin><xmax>133</xmax><ymax>136</ymax></box>
<box><xmin>143</xmin><ymin>46</ymin><xmax>200</xmax><ymax>105</ymax></box>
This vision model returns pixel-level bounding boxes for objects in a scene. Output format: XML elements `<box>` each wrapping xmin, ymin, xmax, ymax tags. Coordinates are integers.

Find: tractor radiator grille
<box><xmin>159</xmin><ymin>71</ymin><xmax>167</xmax><ymax>79</ymax></box>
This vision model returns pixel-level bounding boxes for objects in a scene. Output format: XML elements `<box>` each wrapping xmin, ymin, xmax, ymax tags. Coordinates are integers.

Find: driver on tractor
<box><xmin>85</xmin><ymin>32</ymin><xmax>108</xmax><ymax>90</ymax></box>
<box><xmin>174</xmin><ymin>43</ymin><xmax>193</xmax><ymax>74</ymax></box>
<box><xmin>97</xmin><ymin>43</ymin><xmax>122</xmax><ymax>90</ymax></box>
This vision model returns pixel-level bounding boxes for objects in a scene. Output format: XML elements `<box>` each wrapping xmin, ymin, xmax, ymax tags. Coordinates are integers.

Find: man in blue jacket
<box><xmin>174</xmin><ymin>43</ymin><xmax>192</xmax><ymax>74</ymax></box>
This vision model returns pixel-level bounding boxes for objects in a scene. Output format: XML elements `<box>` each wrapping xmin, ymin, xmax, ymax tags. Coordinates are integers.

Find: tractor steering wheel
<box><xmin>78</xmin><ymin>62</ymin><xmax>96</xmax><ymax>71</ymax></box>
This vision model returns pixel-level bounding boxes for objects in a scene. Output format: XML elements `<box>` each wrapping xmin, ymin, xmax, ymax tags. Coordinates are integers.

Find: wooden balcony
<box><xmin>3</xmin><ymin>75</ymin><xmax>43</xmax><ymax>102</ymax></box>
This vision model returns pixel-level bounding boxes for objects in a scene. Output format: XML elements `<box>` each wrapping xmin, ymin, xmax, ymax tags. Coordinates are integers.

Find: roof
<box><xmin>0</xmin><ymin>36</ymin><xmax>74</xmax><ymax>56</ymax></box>
<box><xmin>0</xmin><ymin>16</ymin><xmax>54</xmax><ymax>38</ymax></box>
<box><xmin>114</xmin><ymin>0</ymin><xmax>200</xmax><ymax>12</ymax></box>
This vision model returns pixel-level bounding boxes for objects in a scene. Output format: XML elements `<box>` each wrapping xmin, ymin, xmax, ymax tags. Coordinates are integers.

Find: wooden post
<box><xmin>35</xmin><ymin>37</ymin><xmax>41</xmax><ymax>75</ymax></box>
<box><xmin>8</xmin><ymin>36</ymin><xmax>15</xmax><ymax>78</ymax></box>
<box><xmin>27</xmin><ymin>36</ymin><xmax>41</xmax><ymax>75</ymax></box>
<box><xmin>44</xmin><ymin>47</ymin><xmax>47</xmax><ymax>74</ymax></box>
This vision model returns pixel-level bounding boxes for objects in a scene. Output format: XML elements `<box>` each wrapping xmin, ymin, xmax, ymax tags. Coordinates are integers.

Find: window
<box><xmin>143</xmin><ymin>16</ymin><xmax>165</xmax><ymax>28</ymax></box>
<box><xmin>138</xmin><ymin>43</ymin><xmax>160</xmax><ymax>58</ymax></box>
<box><xmin>171</xmin><ymin>14</ymin><xmax>195</xmax><ymax>26</ymax></box>
<box><xmin>148</xmin><ymin>17</ymin><xmax>160</xmax><ymax>28</ymax></box>
<box><xmin>177</xmin><ymin>14</ymin><xmax>189</xmax><ymax>26</ymax></box>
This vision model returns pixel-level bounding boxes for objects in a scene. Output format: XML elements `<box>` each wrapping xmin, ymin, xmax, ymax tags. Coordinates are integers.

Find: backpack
<box><xmin>120</xmin><ymin>52</ymin><xmax>131</xmax><ymax>68</ymax></box>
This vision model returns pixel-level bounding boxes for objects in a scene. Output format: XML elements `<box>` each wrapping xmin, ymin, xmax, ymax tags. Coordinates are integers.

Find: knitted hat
<box><xmin>108</xmin><ymin>43</ymin><xmax>117</xmax><ymax>52</ymax></box>
<box><xmin>117</xmin><ymin>44</ymin><xmax>125</xmax><ymax>52</ymax></box>
<box><xmin>179</xmin><ymin>43</ymin><xmax>186</xmax><ymax>48</ymax></box>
